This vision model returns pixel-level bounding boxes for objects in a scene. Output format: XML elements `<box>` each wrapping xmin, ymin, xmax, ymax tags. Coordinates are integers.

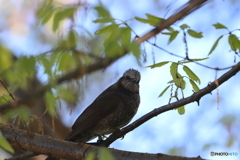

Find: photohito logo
<box><xmin>211</xmin><ymin>151</ymin><xmax>238</xmax><ymax>156</ymax></box>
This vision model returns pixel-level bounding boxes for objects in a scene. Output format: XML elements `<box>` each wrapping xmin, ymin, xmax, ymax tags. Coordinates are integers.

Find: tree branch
<box><xmin>0</xmin><ymin>125</ymin><xmax>204</xmax><ymax>160</ymax></box>
<box><xmin>98</xmin><ymin>62</ymin><xmax>240</xmax><ymax>147</ymax></box>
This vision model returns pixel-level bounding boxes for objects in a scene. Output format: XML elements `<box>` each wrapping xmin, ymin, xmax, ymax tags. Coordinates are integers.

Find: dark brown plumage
<box><xmin>46</xmin><ymin>69</ymin><xmax>140</xmax><ymax>160</ymax></box>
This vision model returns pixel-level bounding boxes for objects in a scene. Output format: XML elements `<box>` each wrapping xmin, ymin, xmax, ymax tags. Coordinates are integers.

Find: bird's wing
<box><xmin>65</xmin><ymin>88</ymin><xmax>123</xmax><ymax>140</ymax></box>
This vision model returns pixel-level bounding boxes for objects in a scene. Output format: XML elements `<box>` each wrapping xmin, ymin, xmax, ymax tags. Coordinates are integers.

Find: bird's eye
<box><xmin>126</xmin><ymin>75</ymin><xmax>130</xmax><ymax>79</ymax></box>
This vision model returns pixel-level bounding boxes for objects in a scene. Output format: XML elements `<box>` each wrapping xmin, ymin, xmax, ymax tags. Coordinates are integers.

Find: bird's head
<box><xmin>120</xmin><ymin>69</ymin><xmax>141</xmax><ymax>93</ymax></box>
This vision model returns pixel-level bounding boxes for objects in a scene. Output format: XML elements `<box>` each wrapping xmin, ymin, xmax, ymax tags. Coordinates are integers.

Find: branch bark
<box><xmin>0</xmin><ymin>125</ymin><xmax>204</xmax><ymax>160</ymax></box>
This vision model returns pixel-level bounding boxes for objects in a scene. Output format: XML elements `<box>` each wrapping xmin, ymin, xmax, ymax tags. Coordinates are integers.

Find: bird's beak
<box><xmin>130</xmin><ymin>78</ymin><xmax>138</xmax><ymax>83</ymax></box>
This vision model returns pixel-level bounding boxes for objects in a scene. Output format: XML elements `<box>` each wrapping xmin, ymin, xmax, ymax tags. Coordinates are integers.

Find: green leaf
<box><xmin>58</xmin><ymin>87</ymin><xmax>77</xmax><ymax>102</ymax></box>
<box><xmin>52</xmin><ymin>7</ymin><xmax>75</xmax><ymax>32</ymax></box>
<box><xmin>58</xmin><ymin>53</ymin><xmax>77</xmax><ymax>71</ymax></box>
<box><xmin>146</xmin><ymin>61</ymin><xmax>169</xmax><ymax>69</ymax></box>
<box><xmin>208</xmin><ymin>35</ymin><xmax>224</xmax><ymax>55</ymax></box>
<box><xmin>36</xmin><ymin>0</ymin><xmax>54</xmax><ymax>25</ymax></box>
<box><xmin>168</xmin><ymin>31</ymin><xmax>179</xmax><ymax>44</ymax></box>
<box><xmin>99</xmin><ymin>148</ymin><xmax>115</xmax><ymax>160</ymax></box>
<box><xmin>146</xmin><ymin>14</ymin><xmax>164</xmax><ymax>26</ymax></box>
<box><xmin>45</xmin><ymin>91</ymin><xmax>57</xmax><ymax>116</ymax></box>
<box><xmin>121</xmin><ymin>27</ymin><xmax>131</xmax><ymax>48</ymax></box>
<box><xmin>162</xmin><ymin>32</ymin><xmax>172</xmax><ymax>35</ymax></box>
<box><xmin>65</xmin><ymin>30</ymin><xmax>78</xmax><ymax>48</ymax></box>
<box><xmin>37</xmin><ymin>56</ymin><xmax>52</xmax><ymax>75</ymax></box>
<box><xmin>183</xmin><ymin>66</ymin><xmax>200</xmax><ymax>84</ymax></box>
<box><xmin>129</xmin><ymin>42</ymin><xmax>141</xmax><ymax>59</ymax></box>
<box><xmin>0</xmin><ymin>46</ymin><xmax>13</xmax><ymax>72</ymax></box>
<box><xmin>180</xmin><ymin>24</ymin><xmax>190</xmax><ymax>30</ymax></box>
<box><xmin>15</xmin><ymin>56</ymin><xmax>36</xmax><ymax>77</ymax></box>
<box><xmin>93</xmin><ymin>18</ymin><xmax>115</xmax><ymax>23</ymax></box>
<box><xmin>187</xmin><ymin>29</ymin><xmax>203</xmax><ymax>38</ymax></box>
<box><xmin>189</xmin><ymin>79</ymin><xmax>200</xmax><ymax>92</ymax></box>
<box><xmin>159</xmin><ymin>85</ymin><xmax>170</xmax><ymax>97</ymax></box>
<box><xmin>170</xmin><ymin>62</ymin><xmax>178</xmax><ymax>79</ymax></box>
<box><xmin>95</xmin><ymin>24</ymin><xmax>119</xmax><ymax>35</ymax></box>
<box><xmin>182</xmin><ymin>57</ymin><xmax>209</xmax><ymax>63</ymax></box>
<box><xmin>105</xmin><ymin>42</ymin><xmax>123</xmax><ymax>57</ymax></box>
<box><xmin>94</xmin><ymin>5</ymin><xmax>111</xmax><ymax>18</ymax></box>
<box><xmin>213</xmin><ymin>23</ymin><xmax>228</xmax><ymax>29</ymax></box>
<box><xmin>135</xmin><ymin>17</ymin><xmax>149</xmax><ymax>24</ymax></box>
<box><xmin>166</xmin><ymin>27</ymin><xmax>174</xmax><ymax>32</ymax></box>
<box><xmin>85</xmin><ymin>152</ymin><xmax>95</xmax><ymax>160</ymax></box>
<box><xmin>0</xmin><ymin>132</ymin><xmax>14</xmax><ymax>153</ymax></box>
<box><xmin>228</xmin><ymin>34</ymin><xmax>240</xmax><ymax>51</ymax></box>
<box><xmin>177</xmin><ymin>106</ymin><xmax>185</xmax><ymax>115</ymax></box>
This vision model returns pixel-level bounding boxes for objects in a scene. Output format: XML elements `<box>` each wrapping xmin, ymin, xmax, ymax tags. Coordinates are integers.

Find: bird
<box><xmin>45</xmin><ymin>68</ymin><xmax>141</xmax><ymax>160</ymax></box>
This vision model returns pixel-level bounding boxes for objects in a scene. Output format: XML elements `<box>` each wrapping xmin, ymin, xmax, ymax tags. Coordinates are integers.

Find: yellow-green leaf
<box><xmin>189</xmin><ymin>79</ymin><xmax>200</xmax><ymax>92</ymax></box>
<box><xmin>99</xmin><ymin>148</ymin><xmax>115</xmax><ymax>160</ymax></box>
<box><xmin>208</xmin><ymin>35</ymin><xmax>224</xmax><ymax>55</ymax></box>
<box><xmin>213</xmin><ymin>23</ymin><xmax>228</xmax><ymax>29</ymax></box>
<box><xmin>93</xmin><ymin>18</ymin><xmax>115</xmax><ymax>23</ymax></box>
<box><xmin>0</xmin><ymin>132</ymin><xmax>14</xmax><ymax>153</ymax></box>
<box><xmin>180</xmin><ymin>24</ymin><xmax>190</xmax><ymax>30</ymax></box>
<box><xmin>135</xmin><ymin>17</ymin><xmax>149</xmax><ymax>24</ymax></box>
<box><xmin>168</xmin><ymin>31</ymin><xmax>179</xmax><ymax>44</ymax></box>
<box><xmin>95</xmin><ymin>24</ymin><xmax>119</xmax><ymax>35</ymax></box>
<box><xmin>159</xmin><ymin>85</ymin><xmax>170</xmax><ymax>97</ymax></box>
<box><xmin>177</xmin><ymin>106</ymin><xmax>185</xmax><ymax>115</ymax></box>
<box><xmin>146</xmin><ymin>61</ymin><xmax>169</xmax><ymax>69</ymax></box>
<box><xmin>228</xmin><ymin>34</ymin><xmax>240</xmax><ymax>51</ymax></box>
<box><xmin>170</xmin><ymin>62</ymin><xmax>178</xmax><ymax>79</ymax></box>
<box><xmin>121</xmin><ymin>27</ymin><xmax>131</xmax><ymax>48</ymax></box>
<box><xmin>146</xmin><ymin>14</ymin><xmax>164</xmax><ymax>26</ymax></box>
<box><xmin>183</xmin><ymin>66</ymin><xmax>200</xmax><ymax>84</ymax></box>
<box><xmin>187</xmin><ymin>29</ymin><xmax>203</xmax><ymax>38</ymax></box>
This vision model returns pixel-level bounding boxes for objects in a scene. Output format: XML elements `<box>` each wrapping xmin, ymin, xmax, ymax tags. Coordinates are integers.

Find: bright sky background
<box><xmin>0</xmin><ymin>0</ymin><xmax>240</xmax><ymax>160</ymax></box>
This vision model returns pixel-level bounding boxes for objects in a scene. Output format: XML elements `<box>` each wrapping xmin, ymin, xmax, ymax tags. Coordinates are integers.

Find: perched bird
<box><xmin>46</xmin><ymin>69</ymin><xmax>141</xmax><ymax>159</ymax></box>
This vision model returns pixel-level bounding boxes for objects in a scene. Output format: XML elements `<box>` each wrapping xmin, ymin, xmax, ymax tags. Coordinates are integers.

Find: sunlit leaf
<box><xmin>177</xmin><ymin>106</ymin><xmax>185</xmax><ymax>115</ymax></box>
<box><xmin>180</xmin><ymin>24</ymin><xmax>190</xmax><ymax>30</ymax></box>
<box><xmin>52</xmin><ymin>7</ymin><xmax>75</xmax><ymax>32</ymax></box>
<box><xmin>189</xmin><ymin>79</ymin><xmax>200</xmax><ymax>92</ymax></box>
<box><xmin>121</xmin><ymin>27</ymin><xmax>131</xmax><ymax>48</ymax></box>
<box><xmin>168</xmin><ymin>31</ymin><xmax>179</xmax><ymax>44</ymax></box>
<box><xmin>146</xmin><ymin>14</ymin><xmax>164</xmax><ymax>26</ymax></box>
<box><xmin>170</xmin><ymin>62</ymin><xmax>178</xmax><ymax>79</ymax></box>
<box><xmin>94</xmin><ymin>5</ymin><xmax>111</xmax><ymax>18</ymax></box>
<box><xmin>0</xmin><ymin>132</ymin><xmax>14</xmax><ymax>153</ymax></box>
<box><xmin>0</xmin><ymin>46</ymin><xmax>13</xmax><ymax>72</ymax></box>
<box><xmin>95</xmin><ymin>24</ymin><xmax>119</xmax><ymax>35</ymax></box>
<box><xmin>36</xmin><ymin>0</ymin><xmax>54</xmax><ymax>25</ymax></box>
<box><xmin>187</xmin><ymin>29</ymin><xmax>203</xmax><ymax>38</ymax></box>
<box><xmin>135</xmin><ymin>17</ymin><xmax>149</xmax><ymax>24</ymax></box>
<box><xmin>45</xmin><ymin>91</ymin><xmax>57</xmax><ymax>116</ymax></box>
<box><xmin>159</xmin><ymin>85</ymin><xmax>170</xmax><ymax>97</ymax></box>
<box><xmin>99</xmin><ymin>148</ymin><xmax>115</xmax><ymax>160</ymax></box>
<box><xmin>213</xmin><ymin>23</ymin><xmax>228</xmax><ymax>29</ymax></box>
<box><xmin>105</xmin><ymin>42</ymin><xmax>123</xmax><ymax>57</ymax></box>
<box><xmin>93</xmin><ymin>18</ymin><xmax>115</xmax><ymax>23</ymax></box>
<box><xmin>146</xmin><ymin>61</ymin><xmax>169</xmax><ymax>69</ymax></box>
<box><xmin>228</xmin><ymin>34</ymin><xmax>240</xmax><ymax>51</ymax></box>
<box><xmin>182</xmin><ymin>57</ymin><xmax>209</xmax><ymax>63</ymax></box>
<box><xmin>183</xmin><ymin>66</ymin><xmax>200</xmax><ymax>84</ymax></box>
<box><xmin>85</xmin><ymin>152</ymin><xmax>95</xmax><ymax>160</ymax></box>
<box><xmin>129</xmin><ymin>42</ymin><xmax>141</xmax><ymax>59</ymax></box>
<box><xmin>166</xmin><ymin>27</ymin><xmax>174</xmax><ymax>32</ymax></box>
<box><xmin>208</xmin><ymin>35</ymin><xmax>224</xmax><ymax>55</ymax></box>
